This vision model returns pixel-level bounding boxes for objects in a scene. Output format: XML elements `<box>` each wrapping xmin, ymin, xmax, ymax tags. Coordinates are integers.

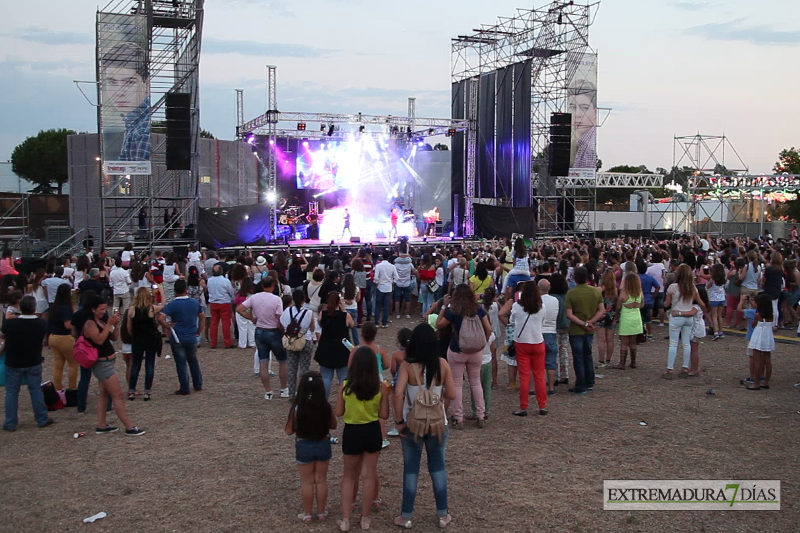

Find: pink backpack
<box><xmin>73</xmin><ymin>335</ymin><xmax>99</xmax><ymax>369</ymax></box>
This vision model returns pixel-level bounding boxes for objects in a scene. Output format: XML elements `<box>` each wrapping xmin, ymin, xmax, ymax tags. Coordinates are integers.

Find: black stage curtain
<box><xmin>451</xmin><ymin>80</ymin><xmax>466</xmax><ymax>236</ymax></box>
<box><xmin>477</xmin><ymin>72</ymin><xmax>496</xmax><ymax>198</ymax></box>
<box><xmin>473</xmin><ymin>204</ymin><xmax>536</xmax><ymax>239</ymax></box>
<box><xmin>496</xmin><ymin>65</ymin><xmax>513</xmax><ymax>201</ymax></box>
<box><xmin>197</xmin><ymin>204</ymin><xmax>272</xmax><ymax>249</ymax></box>
<box><xmin>513</xmin><ymin>59</ymin><xmax>532</xmax><ymax>207</ymax></box>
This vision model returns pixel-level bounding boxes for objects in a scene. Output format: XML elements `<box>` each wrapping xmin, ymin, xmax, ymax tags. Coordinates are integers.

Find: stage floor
<box><xmin>252</xmin><ymin>235</ymin><xmax>472</xmax><ymax>253</ymax></box>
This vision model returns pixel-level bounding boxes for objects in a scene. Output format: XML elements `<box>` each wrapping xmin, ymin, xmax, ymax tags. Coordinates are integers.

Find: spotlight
<box><xmin>449</xmin><ymin>231</ymin><xmax>454</xmax><ymax>238</ymax></box>
<box><xmin>266</xmin><ymin>192</ymin><xmax>277</xmax><ymax>203</ymax></box>
<box><xmin>94</xmin><ymin>156</ymin><xmax>101</xmax><ymax>161</ymax></box>
<box><xmin>302</xmin><ymin>141</ymin><xmax>309</xmax><ymax>148</ymax></box>
<box><xmin>446</xmin><ymin>128</ymin><xmax>457</xmax><ymax>137</ymax></box>
<box><xmin>246</xmin><ymin>135</ymin><xmax>256</xmax><ymax>145</ymax></box>
<box><xmin>320</xmin><ymin>124</ymin><xmax>327</xmax><ymax>132</ymax></box>
<box><xmin>269</xmin><ymin>139</ymin><xmax>275</xmax><ymax>146</ymax></box>
<box><xmin>297</xmin><ymin>123</ymin><xmax>306</xmax><ymax>131</ymax></box>
<box><xmin>328</xmin><ymin>124</ymin><xmax>335</xmax><ymax>137</ymax></box>
<box><xmin>417</xmin><ymin>141</ymin><xmax>424</xmax><ymax>147</ymax></box>
<box><xmin>359</xmin><ymin>125</ymin><xmax>365</xmax><ymax>133</ymax></box>
<box><xmin>428</xmin><ymin>128</ymin><xmax>434</xmax><ymax>136</ymax></box>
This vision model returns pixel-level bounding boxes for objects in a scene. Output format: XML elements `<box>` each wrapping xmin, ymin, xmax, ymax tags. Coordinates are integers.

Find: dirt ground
<box><xmin>1</xmin><ymin>318</ymin><xmax>799</xmax><ymax>533</ymax></box>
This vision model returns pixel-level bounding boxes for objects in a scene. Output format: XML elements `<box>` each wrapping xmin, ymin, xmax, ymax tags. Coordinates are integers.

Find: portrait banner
<box><xmin>568</xmin><ymin>53</ymin><xmax>597</xmax><ymax>174</ymax></box>
<box><xmin>97</xmin><ymin>12</ymin><xmax>151</xmax><ymax>175</ymax></box>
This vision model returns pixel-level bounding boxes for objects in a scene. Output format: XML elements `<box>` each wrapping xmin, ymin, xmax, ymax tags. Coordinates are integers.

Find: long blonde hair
<box><xmin>133</xmin><ymin>287</ymin><xmax>153</xmax><ymax>309</ymax></box>
<box><xmin>623</xmin><ymin>270</ymin><xmax>642</xmax><ymax>299</ymax></box>
<box><xmin>600</xmin><ymin>270</ymin><xmax>617</xmax><ymax>299</ymax></box>
<box><xmin>675</xmin><ymin>264</ymin><xmax>695</xmax><ymax>301</ymax></box>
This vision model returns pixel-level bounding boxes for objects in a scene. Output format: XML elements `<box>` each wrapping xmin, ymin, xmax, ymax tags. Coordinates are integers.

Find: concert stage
<box><xmin>259</xmin><ymin>235</ymin><xmax>467</xmax><ymax>254</ymax></box>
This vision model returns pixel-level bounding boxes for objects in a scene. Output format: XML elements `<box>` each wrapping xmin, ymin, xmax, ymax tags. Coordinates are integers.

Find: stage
<box><xmin>220</xmin><ymin>235</ymin><xmax>481</xmax><ymax>254</ymax></box>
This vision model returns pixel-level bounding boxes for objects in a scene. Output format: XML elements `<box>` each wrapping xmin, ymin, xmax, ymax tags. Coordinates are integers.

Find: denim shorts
<box><xmin>640</xmin><ymin>305</ymin><xmax>653</xmax><ymax>324</ymax></box>
<box><xmin>295</xmin><ymin>438</ymin><xmax>332</xmax><ymax>464</ymax></box>
<box><xmin>710</xmin><ymin>300</ymin><xmax>725</xmax><ymax>308</ymax></box>
<box><xmin>653</xmin><ymin>292</ymin><xmax>665</xmax><ymax>311</ymax></box>
<box><xmin>91</xmin><ymin>359</ymin><xmax>116</xmax><ymax>382</ymax></box>
<box><xmin>542</xmin><ymin>333</ymin><xmax>558</xmax><ymax>370</ymax></box>
<box><xmin>394</xmin><ymin>284</ymin><xmax>413</xmax><ymax>302</ymax></box>
<box><xmin>255</xmin><ymin>328</ymin><xmax>287</xmax><ymax>362</ymax></box>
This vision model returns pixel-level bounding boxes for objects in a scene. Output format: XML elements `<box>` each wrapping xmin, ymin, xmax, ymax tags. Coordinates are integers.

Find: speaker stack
<box><xmin>166</xmin><ymin>93</ymin><xmax>192</xmax><ymax>171</ymax></box>
<box><xmin>548</xmin><ymin>112</ymin><xmax>572</xmax><ymax>177</ymax></box>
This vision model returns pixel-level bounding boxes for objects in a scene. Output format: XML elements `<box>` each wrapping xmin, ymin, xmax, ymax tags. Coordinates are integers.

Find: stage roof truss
<box><xmin>556</xmin><ymin>173</ymin><xmax>664</xmax><ymax>189</ymax></box>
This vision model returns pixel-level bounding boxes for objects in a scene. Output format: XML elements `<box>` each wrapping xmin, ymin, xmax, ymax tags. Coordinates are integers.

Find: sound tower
<box><xmin>548</xmin><ymin>113</ymin><xmax>572</xmax><ymax>177</ymax></box>
<box><xmin>166</xmin><ymin>93</ymin><xmax>192</xmax><ymax>170</ymax></box>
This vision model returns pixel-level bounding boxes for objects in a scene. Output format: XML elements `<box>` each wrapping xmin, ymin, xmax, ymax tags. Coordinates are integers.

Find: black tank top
<box><xmin>87</xmin><ymin>319</ymin><xmax>116</xmax><ymax>358</ymax></box>
<box><xmin>132</xmin><ymin>306</ymin><xmax>158</xmax><ymax>347</ymax></box>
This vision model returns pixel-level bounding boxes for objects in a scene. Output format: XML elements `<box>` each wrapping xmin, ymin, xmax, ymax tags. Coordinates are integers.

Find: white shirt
<box><xmin>373</xmin><ymin>260</ymin><xmax>398</xmax><ymax>293</ymax></box>
<box><xmin>540</xmin><ymin>294</ymin><xmax>559</xmax><ymax>334</ymax></box>
<box><xmin>699</xmin><ymin>239</ymin><xmax>710</xmax><ymax>251</ymax></box>
<box><xmin>435</xmin><ymin>267</ymin><xmax>444</xmax><ymax>286</ymax></box>
<box><xmin>509</xmin><ymin>302</ymin><xmax>544</xmax><ymax>345</ymax></box>
<box><xmin>188</xmin><ymin>251</ymin><xmax>201</xmax><ymax>262</ymax></box>
<box><xmin>481</xmin><ymin>332</ymin><xmax>496</xmax><ymax>365</ymax></box>
<box><xmin>163</xmin><ymin>264</ymin><xmax>179</xmax><ymax>283</ymax></box>
<box><xmin>121</xmin><ymin>250</ymin><xmax>134</xmax><ymax>263</ymax></box>
<box><xmin>280</xmin><ymin>306</ymin><xmax>315</xmax><ymax>341</ymax></box>
<box><xmin>646</xmin><ymin>263</ymin><xmax>666</xmax><ymax>293</ymax></box>
<box><xmin>109</xmin><ymin>266</ymin><xmax>132</xmax><ymax>295</ymax></box>
<box><xmin>62</xmin><ymin>267</ymin><xmax>75</xmax><ymax>280</ymax></box>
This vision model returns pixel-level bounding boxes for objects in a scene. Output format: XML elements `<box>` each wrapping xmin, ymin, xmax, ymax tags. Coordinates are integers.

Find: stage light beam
<box><xmin>266</xmin><ymin>192</ymin><xmax>277</xmax><ymax>203</ymax></box>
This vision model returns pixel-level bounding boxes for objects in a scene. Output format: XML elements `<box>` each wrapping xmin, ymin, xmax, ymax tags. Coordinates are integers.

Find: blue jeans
<box><xmin>569</xmin><ymin>334</ymin><xmax>595</xmax><ymax>392</ymax></box>
<box><xmin>365</xmin><ymin>281</ymin><xmax>375</xmax><ymax>318</ymax></box>
<box><xmin>77</xmin><ymin>365</ymin><xmax>112</xmax><ymax>413</ymax></box>
<box><xmin>542</xmin><ymin>333</ymin><xmax>558</xmax><ymax>370</ymax></box>
<box><xmin>346</xmin><ymin>309</ymin><xmax>360</xmax><ymax>345</ymax></box>
<box><xmin>170</xmin><ymin>340</ymin><xmax>203</xmax><ymax>394</ymax></box>
<box><xmin>419</xmin><ymin>283</ymin><xmax>435</xmax><ymax>317</ymax></box>
<box><xmin>255</xmin><ymin>328</ymin><xmax>287</xmax><ymax>362</ymax></box>
<box><xmin>400</xmin><ymin>428</ymin><xmax>449</xmax><ymax>518</ymax></box>
<box><xmin>506</xmin><ymin>273</ymin><xmax>531</xmax><ymax>291</ymax></box>
<box><xmin>320</xmin><ymin>365</ymin><xmax>348</xmax><ymax>399</ymax></box>
<box><xmin>4</xmin><ymin>365</ymin><xmax>49</xmax><ymax>430</ymax></box>
<box><xmin>129</xmin><ymin>344</ymin><xmax>157</xmax><ymax>393</ymax></box>
<box><xmin>668</xmin><ymin>315</ymin><xmax>693</xmax><ymax>370</ymax></box>
<box><xmin>376</xmin><ymin>290</ymin><xmax>392</xmax><ymax>326</ymax></box>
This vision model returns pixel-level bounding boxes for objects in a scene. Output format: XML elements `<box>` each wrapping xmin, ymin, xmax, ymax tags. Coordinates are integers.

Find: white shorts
<box><xmin>122</xmin><ymin>343</ymin><xmax>132</xmax><ymax>354</ymax></box>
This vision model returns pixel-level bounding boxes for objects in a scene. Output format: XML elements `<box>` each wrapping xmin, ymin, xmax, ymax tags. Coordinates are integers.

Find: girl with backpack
<box><xmin>281</xmin><ymin>290</ymin><xmax>315</xmax><ymax>398</ymax></box>
<box><xmin>392</xmin><ymin>324</ymin><xmax>455</xmax><ymax>529</ymax></box>
<box><xmin>285</xmin><ymin>371</ymin><xmax>337</xmax><ymax>523</ymax></box>
<box><xmin>335</xmin><ymin>347</ymin><xmax>389</xmax><ymax>532</ymax></box>
<box><xmin>435</xmin><ymin>284</ymin><xmax>492</xmax><ymax>429</ymax></box>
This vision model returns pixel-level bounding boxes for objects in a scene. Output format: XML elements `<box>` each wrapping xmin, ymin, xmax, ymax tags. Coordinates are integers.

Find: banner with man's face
<box><xmin>568</xmin><ymin>53</ymin><xmax>597</xmax><ymax>177</ymax></box>
<box><xmin>97</xmin><ymin>12</ymin><xmax>151</xmax><ymax>175</ymax></box>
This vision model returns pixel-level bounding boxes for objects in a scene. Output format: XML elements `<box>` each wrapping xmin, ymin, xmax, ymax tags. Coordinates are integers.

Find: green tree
<box><xmin>11</xmin><ymin>128</ymin><xmax>75</xmax><ymax>194</ymax></box>
<box><xmin>607</xmin><ymin>164</ymin><xmax>652</xmax><ymax>174</ymax></box>
<box><xmin>200</xmin><ymin>129</ymin><xmax>215</xmax><ymax>139</ymax></box>
<box><xmin>775</xmin><ymin>147</ymin><xmax>800</xmax><ymax>174</ymax></box>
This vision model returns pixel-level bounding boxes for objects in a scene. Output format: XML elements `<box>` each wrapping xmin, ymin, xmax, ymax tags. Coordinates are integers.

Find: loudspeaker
<box><xmin>350</xmin><ymin>236</ymin><xmax>361</xmax><ymax>243</ymax></box>
<box><xmin>166</xmin><ymin>93</ymin><xmax>192</xmax><ymax>170</ymax></box>
<box><xmin>548</xmin><ymin>113</ymin><xmax>572</xmax><ymax>177</ymax></box>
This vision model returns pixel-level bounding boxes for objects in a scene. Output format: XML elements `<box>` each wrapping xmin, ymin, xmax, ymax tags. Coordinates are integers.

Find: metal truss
<box><xmin>561</xmin><ymin>172</ymin><xmax>664</xmax><ymax>189</ymax></box>
<box><xmin>266</xmin><ymin>65</ymin><xmax>278</xmax><ymax>237</ymax></box>
<box><xmin>98</xmin><ymin>0</ymin><xmax>204</xmax><ymax>250</ymax></box>
<box><xmin>674</xmin><ymin>134</ymin><xmax>748</xmax><ymax>175</ymax></box>
<box><xmin>464</xmin><ymin>77</ymin><xmax>478</xmax><ymax>237</ymax></box>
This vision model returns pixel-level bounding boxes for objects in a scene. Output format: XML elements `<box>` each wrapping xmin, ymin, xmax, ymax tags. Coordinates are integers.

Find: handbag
<box><xmin>282</xmin><ymin>308</ymin><xmax>308</xmax><ymax>351</ymax></box>
<box><xmin>427</xmin><ymin>280</ymin><xmax>441</xmax><ymax>293</ymax></box>
<box><xmin>74</xmin><ymin>335</ymin><xmax>99</xmax><ymax>369</ymax></box>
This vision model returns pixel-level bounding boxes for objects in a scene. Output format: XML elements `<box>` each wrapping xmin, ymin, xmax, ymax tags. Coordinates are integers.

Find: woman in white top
<box><xmin>392</xmin><ymin>324</ymin><xmax>455</xmax><ymax>529</ymax></box>
<box><xmin>280</xmin><ymin>289</ymin><xmax>316</xmax><ymax>397</ymax></box>
<box><xmin>161</xmin><ymin>252</ymin><xmax>181</xmax><ymax>303</ymax></box>
<box><xmin>121</xmin><ymin>243</ymin><xmax>134</xmax><ymax>268</ymax></box>
<box><xmin>187</xmin><ymin>244</ymin><xmax>203</xmax><ymax>275</ymax></box>
<box><xmin>506</xmin><ymin>281</ymin><xmax>547</xmax><ymax>416</ymax></box>
<box><xmin>664</xmin><ymin>264</ymin><xmax>705</xmax><ymax>378</ymax></box>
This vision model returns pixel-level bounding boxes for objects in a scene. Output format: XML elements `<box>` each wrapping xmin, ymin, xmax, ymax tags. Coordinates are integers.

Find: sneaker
<box><xmin>268</xmin><ymin>370</ymin><xmax>277</xmax><ymax>376</ymax></box>
<box><xmin>381</xmin><ymin>439</ymin><xmax>390</xmax><ymax>449</ymax></box>
<box><xmin>280</xmin><ymin>388</ymin><xmax>290</xmax><ymax>398</ymax></box>
<box><xmin>38</xmin><ymin>417</ymin><xmax>55</xmax><ymax>428</ymax></box>
<box><xmin>405</xmin><ymin>314</ymin><xmax>411</xmax><ymax>319</ymax></box>
<box><xmin>387</xmin><ymin>428</ymin><xmax>400</xmax><ymax>437</ymax></box>
<box><xmin>547</xmin><ymin>390</ymin><xmax>556</xmax><ymax>396</ymax></box>
<box><xmin>174</xmin><ymin>390</ymin><xmax>190</xmax><ymax>396</ymax></box>
<box><xmin>477</xmin><ymin>419</ymin><xmax>485</xmax><ymax>429</ymax></box>
<box><xmin>568</xmin><ymin>388</ymin><xmax>587</xmax><ymax>394</ymax></box>
<box><xmin>96</xmin><ymin>425</ymin><xmax>120</xmax><ymax>434</ymax></box>
<box><xmin>794</xmin><ymin>382</ymin><xmax>800</xmax><ymax>389</ymax></box>
<box><xmin>741</xmin><ymin>377</ymin><xmax>754</xmax><ymax>385</ymax></box>
<box><xmin>264</xmin><ymin>391</ymin><xmax>273</xmax><ymax>400</ymax></box>
<box><xmin>512</xmin><ymin>410</ymin><xmax>528</xmax><ymax>417</ymax></box>
<box><xmin>539</xmin><ymin>409</ymin><xmax>548</xmax><ymax>416</ymax></box>
<box><xmin>381</xmin><ymin>324</ymin><xmax>389</xmax><ymax>328</ymax></box>
<box><xmin>254</xmin><ymin>372</ymin><xmax>260</xmax><ymax>378</ymax></box>
<box><xmin>646</xmin><ymin>335</ymin><xmax>653</xmax><ymax>340</ymax></box>
<box><xmin>396</xmin><ymin>314</ymin><xmax>401</xmax><ymax>320</ymax></box>
<box><xmin>125</xmin><ymin>426</ymin><xmax>146</xmax><ymax>436</ymax></box>
<box><xmin>330</xmin><ymin>436</ymin><xmax>339</xmax><ymax>444</ymax></box>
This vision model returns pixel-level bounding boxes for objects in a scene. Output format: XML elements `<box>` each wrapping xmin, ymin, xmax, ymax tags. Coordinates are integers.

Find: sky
<box><xmin>1</xmin><ymin>0</ymin><xmax>799</xmax><ymax>174</ymax></box>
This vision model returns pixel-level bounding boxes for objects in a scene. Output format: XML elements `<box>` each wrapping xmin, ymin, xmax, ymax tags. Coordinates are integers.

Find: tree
<box><xmin>200</xmin><ymin>129</ymin><xmax>215</xmax><ymax>139</ymax></box>
<box><xmin>775</xmin><ymin>147</ymin><xmax>800</xmax><ymax>174</ymax></box>
<box><xmin>713</xmin><ymin>163</ymin><xmax>735</xmax><ymax>176</ymax></box>
<box><xmin>11</xmin><ymin>128</ymin><xmax>75</xmax><ymax>194</ymax></box>
<box><xmin>433</xmin><ymin>143</ymin><xmax>449</xmax><ymax>151</ymax></box>
<box><xmin>606</xmin><ymin>164</ymin><xmax>652</xmax><ymax>174</ymax></box>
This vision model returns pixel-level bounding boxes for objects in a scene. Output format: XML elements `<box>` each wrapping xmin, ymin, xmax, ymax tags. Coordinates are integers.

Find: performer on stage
<box><xmin>389</xmin><ymin>207</ymin><xmax>399</xmax><ymax>239</ymax></box>
<box><xmin>425</xmin><ymin>206</ymin><xmax>440</xmax><ymax>236</ymax></box>
<box><xmin>342</xmin><ymin>208</ymin><xmax>352</xmax><ymax>239</ymax></box>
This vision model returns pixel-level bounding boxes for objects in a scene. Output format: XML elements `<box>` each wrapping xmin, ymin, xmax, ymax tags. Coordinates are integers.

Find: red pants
<box><xmin>210</xmin><ymin>302</ymin><xmax>233</xmax><ymax>348</ymax></box>
<box><xmin>516</xmin><ymin>342</ymin><xmax>546</xmax><ymax>410</ymax></box>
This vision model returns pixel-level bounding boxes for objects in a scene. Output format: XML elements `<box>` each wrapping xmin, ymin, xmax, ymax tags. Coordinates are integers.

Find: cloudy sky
<box><xmin>1</xmin><ymin>0</ymin><xmax>798</xmax><ymax>173</ymax></box>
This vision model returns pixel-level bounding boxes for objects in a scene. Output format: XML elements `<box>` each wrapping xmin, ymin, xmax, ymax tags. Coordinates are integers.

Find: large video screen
<box><xmin>296</xmin><ymin>142</ymin><xmax>351</xmax><ymax>190</ymax></box>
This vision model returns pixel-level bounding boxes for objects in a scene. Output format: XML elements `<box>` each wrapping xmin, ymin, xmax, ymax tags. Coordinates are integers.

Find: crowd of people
<box><xmin>1</xmin><ymin>230</ymin><xmax>797</xmax><ymax>529</ymax></box>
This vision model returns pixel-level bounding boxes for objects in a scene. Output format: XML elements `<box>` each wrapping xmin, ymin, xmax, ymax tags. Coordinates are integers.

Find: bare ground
<box><xmin>1</xmin><ymin>320</ymin><xmax>799</xmax><ymax>533</ymax></box>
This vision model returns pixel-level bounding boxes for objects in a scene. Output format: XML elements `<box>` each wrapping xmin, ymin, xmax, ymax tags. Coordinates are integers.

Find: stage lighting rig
<box><xmin>297</xmin><ymin>122</ymin><xmax>306</xmax><ymax>131</ymax></box>
<box><xmin>328</xmin><ymin>125</ymin><xmax>335</xmax><ymax>137</ymax></box>
<box><xmin>320</xmin><ymin>124</ymin><xmax>327</xmax><ymax>132</ymax></box>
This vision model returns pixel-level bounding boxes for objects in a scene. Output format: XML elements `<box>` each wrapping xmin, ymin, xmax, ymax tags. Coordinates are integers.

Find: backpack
<box><xmin>74</xmin><ymin>335</ymin><xmax>99</xmax><ymax>369</ymax></box>
<box><xmin>282</xmin><ymin>308</ymin><xmax>307</xmax><ymax>351</ymax></box>
<box><xmin>406</xmin><ymin>364</ymin><xmax>446</xmax><ymax>443</ymax></box>
<box><xmin>455</xmin><ymin>314</ymin><xmax>486</xmax><ymax>353</ymax></box>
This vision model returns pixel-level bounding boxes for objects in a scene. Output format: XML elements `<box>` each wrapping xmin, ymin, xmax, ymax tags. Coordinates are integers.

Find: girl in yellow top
<box><xmin>469</xmin><ymin>262</ymin><xmax>493</xmax><ymax>302</ymax></box>
<box><xmin>335</xmin><ymin>347</ymin><xmax>389</xmax><ymax>532</ymax></box>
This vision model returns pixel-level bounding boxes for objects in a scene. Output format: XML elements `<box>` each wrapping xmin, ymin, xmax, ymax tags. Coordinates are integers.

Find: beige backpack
<box><xmin>406</xmin><ymin>363</ymin><xmax>446</xmax><ymax>443</ymax></box>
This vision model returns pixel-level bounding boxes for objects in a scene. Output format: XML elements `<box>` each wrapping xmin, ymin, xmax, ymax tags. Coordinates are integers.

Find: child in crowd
<box><xmin>469</xmin><ymin>331</ymin><xmax>496</xmax><ymax>420</ymax></box>
<box><xmin>387</xmin><ymin>327</ymin><xmax>412</xmax><ymax>437</ymax></box>
<box><xmin>688</xmin><ymin>286</ymin><xmax>709</xmax><ymax>376</ymax></box>
<box><xmin>483</xmin><ymin>287</ymin><xmax>501</xmax><ymax>387</ymax></box>
<box><xmin>120</xmin><ymin>306</ymin><xmax>135</xmax><ymax>397</ymax></box>
<box><xmin>335</xmin><ymin>347</ymin><xmax>389</xmax><ymax>532</ymax></box>
<box><xmin>285</xmin><ymin>371</ymin><xmax>337</xmax><ymax>523</ymax></box>
<box><xmin>738</xmin><ymin>295</ymin><xmax>760</xmax><ymax>388</ymax></box>
<box><xmin>348</xmin><ymin>322</ymin><xmax>391</xmax><ymax>448</ymax></box>
<box><xmin>747</xmin><ymin>294</ymin><xmax>775</xmax><ymax>390</ymax></box>
<box><xmin>499</xmin><ymin>286</ymin><xmax>519</xmax><ymax>389</ymax></box>
<box><xmin>707</xmin><ymin>264</ymin><xmax>727</xmax><ymax>339</ymax></box>
<box><xmin>235</xmin><ymin>278</ymin><xmax>256</xmax><ymax>349</ymax></box>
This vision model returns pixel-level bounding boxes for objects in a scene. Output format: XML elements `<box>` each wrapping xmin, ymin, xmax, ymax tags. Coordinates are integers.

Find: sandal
<box><xmin>297</xmin><ymin>513</ymin><xmax>313</xmax><ymax>523</ymax></box>
<box><xmin>360</xmin><ymin>516</ymin><xmax>371</xmax><ymax>530</ymax></box>
<box><xmin>317</xmin><ymin>510</ymin><xmax>328</xmax><ymax>521</ymax></box>
<box><xmin>337</xmin><ymin>518</ymin><xmax>351</xmax><ymax>532</ymax></box>
<box><xmin>678</xmin><ymin>369</ymin><xmax>689</xmax><ymax>379</ymax></box>
<box><xmin>745</xmin><ymin>386</ymin><xmax>761</xmax><ymax>390</ymax></box>
<box><xmin>686</xmin><ymin>373</ymin><xmax>699</xmax><ymax>377</ymax></box>
<box><xmin>614</xmin><ymin>364</ymin><xmax>626</xmax><ymax>370</ymax></box>
<box><xmin>128</xmin><ymin>392</ymin><xmax>135</xmax><ymax>401</ymax></box>
<box><xmin>394</xmin><ymin>516</ymin><xmax>413</xmax><ymax>529</ymax></box>
<box><xmin>629</xmin><ymin>363</ymin><xmax>637</xmax><ymax>369</ymax></box>
<box><xmin>438</xmin><ymin>514</ymin><xmax>453</xmax><ymax>528</ymax></box>
<box><xmin>661</xmin><ymin>371</ymin><xmax>674</xmax><ymax>380</ymax></box>
<box><xmin>143</xmin><ymin>392</ymin><xmax>151</xmax><ymax>401</ymax></box>
<box><xmin>371</xmin><ymin>499</ymin><xmax>383</xmax><ymax>508</ymax></box>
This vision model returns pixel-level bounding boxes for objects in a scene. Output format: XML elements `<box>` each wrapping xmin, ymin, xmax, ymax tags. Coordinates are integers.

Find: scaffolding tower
<box><xmin>97</xmin><ymin>0</ymin><xmax>204</xmax><ymax>250</ymax></box>
<box><xmin>452</xmin><ymin>1</ymin><xmax>599</xmax><ymax>236</ymax></box>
